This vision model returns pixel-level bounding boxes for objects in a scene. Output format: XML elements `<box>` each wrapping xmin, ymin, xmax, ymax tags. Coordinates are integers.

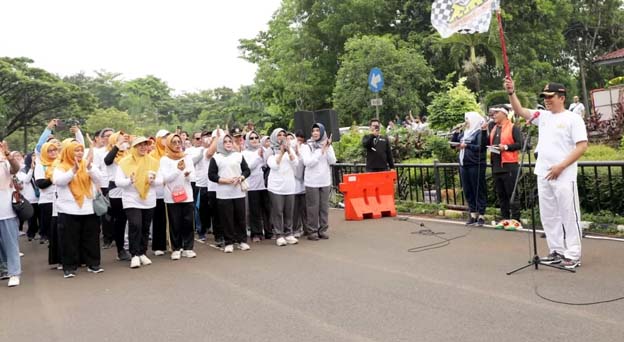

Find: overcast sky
<box><xmin>1</xmin><ymin>0</ymin><xmax>282</xmax><ymax>93</ymax></box>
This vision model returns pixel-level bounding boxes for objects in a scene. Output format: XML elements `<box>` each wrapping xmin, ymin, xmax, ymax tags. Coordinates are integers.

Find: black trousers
<box><xmin>126</xmin><ymin>208</ymin><xmax>154</xmax><ymax>257</ymax></box>
<box><xmin>38</xmin><ymin>202</ymin><xmax>53</xmax><ymax>239</ymax></box>
<box><xmin>151</xmin><ymin>199</ymin><xmax>167</xmax><ymax>252</ymax></box>
<box><xmin>198</xmin><ymin>187</ymin><xmax>219</xmax><ymax>237</ymax></box>
<box><xmin>494</xmin><ymin>164</ymin><xmax>521</xmax><ymax>220</ymax></box>
<box><xmin>293</xmin><ymin>193</ymin><xmax>307</xmax><ymax>234</ymax></box>
<box><xmin>26</xmin><ymin>203</ymin><xmax>40</xmax><ymax>238</ymax></box>
<box><xmin>108</xmin><ymin>197</ymin><xmax>127</xmax><ymax>252</ymax></box>
<box><xmin>166</xmin><ymin>202</ymin><xmax>195</xmax><ymax>251</ymax></box>
<box><xmin>218</xmin><ymin>197</ymin><xmax>246</xmax><ymax>245</ymax></box>
<box><xmin>48</xmin><ymin>217</ymin><xmax>60</xmax><ymax>265</ymax></box>
<box><xmin>202</xmin><ymin>190</ymin><xmax>223</xmax><ymax>241</ymax></box>
<box><xmin>58</xmin><ymin>213</ymin><xmax>100</xmax><ymax>271</ymax></box>
<box><xmin>247</xmin><ymin>189</ymin><xmax>271</xmax><ymax>238</ymax></box>
<box><xmin>100</xmin><ymin>188</ymin><xmax>114</xmax><ymax>243</ymax></box>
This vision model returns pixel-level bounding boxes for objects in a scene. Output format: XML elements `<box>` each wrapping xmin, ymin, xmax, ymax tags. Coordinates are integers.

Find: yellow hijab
<box><xmin>118</xmin><ymin>144</ymin><xmax>159</xmax><ymax>200</ymax></box>
<box><xmin>150</xmin><ymin>136</ymin><xmax>167</xmax><ymax>161</ymax></box>
<box><xmin>165</xmin><ymin>134</ymin><xmax>185</xmax><ymax>161</ymax></box>
<box><xmin>40</xmin><ymin>142</ymin><xmax>57</xmax><ymax>180</ymax></box>
<box><xmin>56</xmin><ymin>141</ymin><xmax>93</xmax><ymax>208</ymax></box>
<box><xmin>107</xmin><ymin>131</ymin><xmax>127</xmax><ymax>164</ymax></box>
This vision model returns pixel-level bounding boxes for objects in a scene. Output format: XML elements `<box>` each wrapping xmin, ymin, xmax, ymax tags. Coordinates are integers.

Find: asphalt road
<box><xmin>2</xmin><ymin>210</ymin><xmax>624</xmax><ymax>342</ymax></box>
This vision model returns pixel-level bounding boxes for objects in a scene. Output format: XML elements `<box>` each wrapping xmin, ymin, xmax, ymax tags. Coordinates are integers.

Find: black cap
<box><xmin>230</xmin><ymin>127</ymin><xmax>242</xmax><ymax>137</ymax></box>
<box><xmin>540</xmin><ymin>83</ymin><xmax>566</xmax><ymax>97</ymax></box>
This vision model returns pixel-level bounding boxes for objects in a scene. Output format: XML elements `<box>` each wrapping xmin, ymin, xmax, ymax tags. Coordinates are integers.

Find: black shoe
<box><xmin>117</xmin><ymin>249</ymin><xmax>131</xmax><ymax>261</ymax></box>
<box><xmin>214</xmin><ymin>239</ymin><xmax>225</xmax><ymax>249</ymax></box>
<box><xmin>307</xmin><ymin>234</ymin><xmax>319</xmax><ymax>241</ymax></box>
<box><xmin>476</xmin><ymin>217</ymin><xmax>485</xmax><ymax>226</ymax></box>
<box><xmin>264</xmin><ymin>233</ymin><xmax>273</xmax><ymax>240</ymax></box>
<box><xmin>87</xmin><ymin>266</ymin><xmax>104</xmax><ymax>274</ymax></box>
<box><xmin>63</xmin><ymin>270</ymin><xmax>75</xmax><ymax>279</ymax></box>
<box><xmin>39</xmin><ymin>237</ymin><xmax>48</xmax><ymax>244</ymax></box>
<box><xmin>540</xmin><ymin>252</ymin><xmax>563</xmax><ymax>265</ymax></box>
<box><xmin>102</xmin><ymin>241</ymin><xmax>113</xmax><ymax>249</ymax></box>
<box><xmin>466</xmin><ymin>217</ymin><xmax>477</xmax><ymax>225</ymax></box>
<box><xmin>318</xmin><ymin>232</ymin><xmax>329</xmax><ymax>239</ymax></box>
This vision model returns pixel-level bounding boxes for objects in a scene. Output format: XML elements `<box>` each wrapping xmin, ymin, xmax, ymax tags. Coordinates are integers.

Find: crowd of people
<box><xmin>0</xmin><ymin>119</ymin><xmax>337</xmax><ymax>286</ymax></box>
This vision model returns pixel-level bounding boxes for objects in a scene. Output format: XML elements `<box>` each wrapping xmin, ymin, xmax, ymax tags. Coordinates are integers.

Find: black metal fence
<box><xmin>332</xmin><ymin>161</ymin><xmax>624</xmax><ymax>215</ymax></box>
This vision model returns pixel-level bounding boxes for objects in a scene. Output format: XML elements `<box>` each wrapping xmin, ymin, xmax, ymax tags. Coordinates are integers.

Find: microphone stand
<box><xmin>506</xmin><ymin>124</ymin><xmax>575</xmax><ymax>275</ymax></box>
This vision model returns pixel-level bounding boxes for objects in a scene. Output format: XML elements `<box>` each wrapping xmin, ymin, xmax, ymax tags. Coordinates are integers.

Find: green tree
<box><xmin>84</xmin><ymin>108</ymin><xmax>136</xmax><ymax>135</ymax></box>
<box><xmin>333</xmin><ymin>35</ymin><xmax>433</xmax><ymax>125</ymax></box>
<box><xmin>0</xmin><ymin>57</ymin><xmax>95</xmax><ymax>141</ymax></box>
<box><xmin>427</xmin><ymin>77</ymin><xmax>480</xmax><ymax>130</ymax></box>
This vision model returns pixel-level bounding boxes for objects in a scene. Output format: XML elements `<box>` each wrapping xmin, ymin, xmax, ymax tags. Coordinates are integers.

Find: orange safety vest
<box><xmin>489</xmin><ymin>120</ymin><xmax>519</xmax><ymax>166</ymax></box>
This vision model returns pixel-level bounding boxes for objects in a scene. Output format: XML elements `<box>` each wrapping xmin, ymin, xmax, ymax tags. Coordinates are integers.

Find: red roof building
<box><xmin>593</xmin><ymin>48</ymin><xmax>624</xmax><ymax>66</ymax></box>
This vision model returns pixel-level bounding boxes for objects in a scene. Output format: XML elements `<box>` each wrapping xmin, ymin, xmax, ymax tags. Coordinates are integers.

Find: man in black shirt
<box><xmin>362</xmin><ymin>119</ymin><xmax>394</xmax><ymax>172</ymax></box>
<box><xmin>488</xmin><ymin>106</ymin><xmax>523</xmax><ymax>228</ymax></box>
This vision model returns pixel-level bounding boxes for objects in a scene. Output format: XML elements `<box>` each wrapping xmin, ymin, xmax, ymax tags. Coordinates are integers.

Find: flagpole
<box><xmin>496</xmin><ymin>10</ymin><xmax>510</xmax><ymax>78</ymax></box>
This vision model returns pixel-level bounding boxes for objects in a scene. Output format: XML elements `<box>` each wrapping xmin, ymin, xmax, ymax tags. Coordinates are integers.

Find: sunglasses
<box><xmin>249</xmin><ymin>136</ymin><xmax>259</xmax><ymax>140</ymax></box>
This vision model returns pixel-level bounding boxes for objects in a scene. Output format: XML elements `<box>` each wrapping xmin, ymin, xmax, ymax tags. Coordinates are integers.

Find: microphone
<box><xmin>526</xmin><ymin>111</ymin><xmax>540</xmax><ymax>126</ymax></box>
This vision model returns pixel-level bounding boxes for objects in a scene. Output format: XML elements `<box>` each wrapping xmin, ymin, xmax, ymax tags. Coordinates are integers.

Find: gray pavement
<box><xmin>2</xmin><ymin>210</ymin><xmax>624</xmax><ymax>342</ymax></box>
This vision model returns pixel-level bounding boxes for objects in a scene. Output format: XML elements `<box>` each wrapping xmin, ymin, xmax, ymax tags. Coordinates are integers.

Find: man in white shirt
<box><xmin>505</xmin><ymin>79</ymin><xmax>588</xmax><ymax>269</ymax></box>
<box><xmin>568</xmin><ymin>96</ymin><xmax>585</xmax><ymax>118</ymax></box>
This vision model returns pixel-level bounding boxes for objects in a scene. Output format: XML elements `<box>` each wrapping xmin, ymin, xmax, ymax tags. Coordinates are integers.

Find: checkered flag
<box><xmin>431</xmin><ymin>0</ymin><xmax>500</xmax><ymax>38</ymax></box>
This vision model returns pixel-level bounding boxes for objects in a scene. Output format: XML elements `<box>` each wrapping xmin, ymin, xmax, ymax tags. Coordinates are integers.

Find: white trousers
<box><xmin>537</xmin><ymin>177</ymin><xmax>582</xmax><ymax>260</ymax></box>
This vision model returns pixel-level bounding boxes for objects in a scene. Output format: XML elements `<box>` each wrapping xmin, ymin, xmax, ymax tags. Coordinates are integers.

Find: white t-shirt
<box><xmin>267</xmin><ymin>152</ymin><xmax>298</xmax><ymax>195</ymax></box>
<box><xmin>34</xmin><ymin>164</ymin><xmax>55</xmax><ymax>204</ymax></box>
<box><xmin>185</xmin><ymin>146</ymin><xmax>203</xmax><ymax>182</ymax></box>
<box><xmin>241</xmin><ymin>149</ymin><xmax>266</xmax><ymax>191</ymax></box>
<box><xmin>212</xmin><ymin>153</ymin><xmax>247</xmax><ymax>199</ymax></box>
<box><xmin>569</xmin><ymin>102</ymin><xmax>585</xmax><ymax>117</ymax></box>
<box><xmin>115</xmin><ymin>167</ymin><xmax>162</xmax><ymax>209</ymax></box>
<box><xmin>0</xmin><ymin>161</ymin><xmax>16</xmax><ymax>220</ymax></box>
<box><xmin>93</xmin><ymin>147</ymin><xmax>109</xmax><ymax>186</ymax></box>
<box><xmin>195</xmin><ymin>152</ymin><xmax>210</xmax><ymax>188</ymax></box>
<box><xmin>159</xmin><ymin>156</ymin><xmax>195</xmax><ymax>204</ymax></box>
<box><xmin>533</xmin><ymin>110</ymin><xmax>588</xmax><ymax>182</ymax></box>
<box><xmin>53</xmin><ymin>167</ymin><xmax>103</xmax><ymax>215</ymax></box>
<box><xmin>17</xmin><ymin>169</ymin><xmax>38</xmax><ymax>203</ymax></box>
<box><xmin>300</xmin><ymin>144</ymin><xmax>337</xmax><ymax>188</ymax></box>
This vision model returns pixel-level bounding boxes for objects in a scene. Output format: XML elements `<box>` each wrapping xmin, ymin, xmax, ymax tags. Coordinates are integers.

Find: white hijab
<box><xmin>459</xmin><ymin>111</ymin><xmax>485</xmax><ymax>165</ymax></box>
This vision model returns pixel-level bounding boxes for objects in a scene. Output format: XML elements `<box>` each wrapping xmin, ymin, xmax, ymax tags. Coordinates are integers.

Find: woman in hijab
<box><xmin>301</xmin><ymin>123</ymin><xmax>337</xmax><ymax>240</ymax></box>
<box><xmin>18</xmin><ymin>152</ymin><xmax>40</xmax><ymax>241</ymax></box>
<box><xmin>34</xmin><ymin>143</ymin><xmax>59</xmax><ymax>245</ymax></box>
<box><xmin>116</xmin><ymin>137</ymin><xmax>162</xmax><ymax>268</ymax></box>
<box><xmin>149</xmin><ymin>130</ymin><xmax>169</xmax><ymax>256</ymax></box>
<box><xmin>451</xmin><ymin>112</ymin><xmax>488</xmax><ymax>226</ymax></box>
<box><xmin>159</xmin><ymin>133</ymin><xmax>196</xmax><ymax>260</ymax></box>
<box><xmin>266</xmin><ymin>128</ymin><xmax>299</xmax><ymax>247</ymax></box>
<box><xmin>208</xmin><ymin>134</ymin><xmax>250</xmax><ymax>253</ymax></box>
<box><xmin>0</xmin><ymin>142</ymin><xmax>22</xmax><ymax>286</ymax></box>
<box><xmin>53</xmin><ymin>140</ymin><xmax>104</xmax><ymax>278</ymax></box>
<box><xmin>242</xmin><ymin>131</ymin><xmax>271</xmax><ymax>243</ymax></box>
<box><xmin>103</xmin><ymin>131</ymin><xmax>131</xmax><ymax>261</ymax></box>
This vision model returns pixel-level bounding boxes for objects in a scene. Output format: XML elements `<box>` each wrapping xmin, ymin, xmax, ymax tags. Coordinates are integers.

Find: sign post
<box><xmin>368</xmin><ymin>67</ymin><xmax>384</xmax><ymax>120</ymax></box>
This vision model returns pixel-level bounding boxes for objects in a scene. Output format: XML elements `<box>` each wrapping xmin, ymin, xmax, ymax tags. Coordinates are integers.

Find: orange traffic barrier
<box><xmin>338</xmin><ymin>170</ymin><xmax>397</xmax><ymax>220</ymax></box>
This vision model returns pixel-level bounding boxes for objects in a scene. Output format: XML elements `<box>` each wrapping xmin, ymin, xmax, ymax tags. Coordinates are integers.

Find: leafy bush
<box><xmin>426</xmin><ymin>77</ymin><xmax>481</xmax><ymax>131</ymax></box>
<box><xmin>581</xmin><ymin>144</ymin><xmax>624</xmax><ymax>161</ymax></box>
<box><xmin>424</xmin><ymin>135</ymin><xmax>456</xmax><ymax>163</ymax></box>
<box><xmin>333</xmin><ymin>127</ymin><xmax>365</xmax><ymax>163</ymax></box>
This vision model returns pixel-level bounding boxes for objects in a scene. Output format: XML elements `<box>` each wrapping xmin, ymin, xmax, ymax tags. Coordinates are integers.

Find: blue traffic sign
<box><xmin>368</xmin><ymin>67</ymin><xmax>384</xmax><ymax>93</ymax></box>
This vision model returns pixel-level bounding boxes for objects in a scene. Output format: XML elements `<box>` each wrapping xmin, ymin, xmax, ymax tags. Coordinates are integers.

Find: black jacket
<box><xmin>451</xmin><ymin>130</ymin><xmax>487</xmax><ymax>166</ymax></box>
<box><xmin>362</xmin><ymin>134</ymin><xmax>394</xmax><ymax>171</ymax></box>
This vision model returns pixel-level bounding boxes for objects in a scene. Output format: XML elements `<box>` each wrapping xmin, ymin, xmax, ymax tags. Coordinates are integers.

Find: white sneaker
<box><xmin>130</xmin><ymin>256</ymin><xmax>141</xmax><ymax>268</ymax></box>
<box><xmin>153</xmin><ymin>250</ymin><xmax>165</xmax><ymax>256</ymax></box>
<box><xmin>224</xmin><ymin>245</ymin><xmax>234</xmax><ymax>253</ymax></box>
<box><xmin>182</xmin><ymin>250</ymin><xmax>197</xmax><ymax>258</ymax></box>
<box><xmin>19</xmin><ymin>252</ymin><xmax>24</xmax><ymax>257</ymax></box>
<box><xmin>8</xmin><ymin>276</ymin><xmax>20</xmax><ymax>287</ymax></box>
<box><xmin>285</xmin><ymin>236</ymin><xmax>299</xmax><ymax>245</ymax></box>
<box><xmin>171</xmin><ymin>250</ymin><xmax>181</xmax><ymax>260</ymax></box>
<box><xmin>276</xmin><ymin>237</ymin><xmax>287</xmax><ymax>247</ymax></box>
<box><xmin>238</xmin><ymin>242</ymin><xmax>251</xmax><ymax>251</ymax></box>
<box><xmin>139</xmin><ymin>255</ymin><xmax>152</xmax><ymax>265</ymax></box>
